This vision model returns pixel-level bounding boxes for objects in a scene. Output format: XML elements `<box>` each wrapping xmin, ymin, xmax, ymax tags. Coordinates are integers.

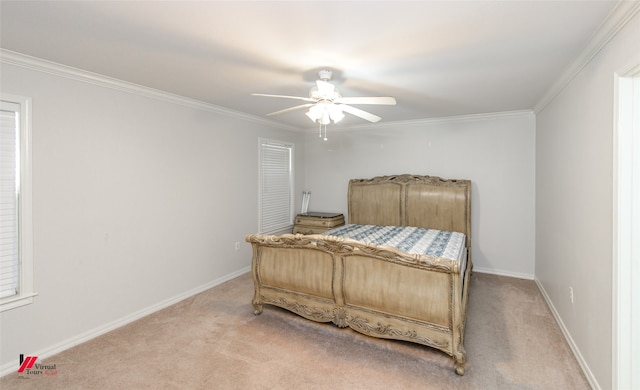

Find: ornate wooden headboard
<box><xmin>348</xmin><ymin>174</ymin><xmax>471</xmax><ymax>244</ymax></box>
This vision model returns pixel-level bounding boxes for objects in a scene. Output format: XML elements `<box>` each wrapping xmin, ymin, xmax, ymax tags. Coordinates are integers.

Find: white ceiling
<box><xmin>0</xmin><ymin>1</ymin><xmax>621</xmax><ymax>128</ymax></box>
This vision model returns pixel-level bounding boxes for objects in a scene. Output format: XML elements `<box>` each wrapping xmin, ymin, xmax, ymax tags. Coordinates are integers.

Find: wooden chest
<box><xmin>293</xmin><ymin>212</ymin><xmax>345</xmax><ymax>234</ymax></box>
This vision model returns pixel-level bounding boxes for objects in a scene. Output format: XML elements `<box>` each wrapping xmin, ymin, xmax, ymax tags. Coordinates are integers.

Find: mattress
<box><xmin>323</xmin><ymin>224</ymin><xmax>467</xmax><ymax>273</ymax></box>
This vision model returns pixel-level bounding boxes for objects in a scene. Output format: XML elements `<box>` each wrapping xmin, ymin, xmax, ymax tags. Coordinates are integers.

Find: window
<box><xmin>1</xmin><ymin>94</ymin><xmax>35</xmax><ymax>312</ymax></box>
<box><xmin>259</xmin><ymin>138</ymin><xmax>294</xmax><ymax>234</ymax></box>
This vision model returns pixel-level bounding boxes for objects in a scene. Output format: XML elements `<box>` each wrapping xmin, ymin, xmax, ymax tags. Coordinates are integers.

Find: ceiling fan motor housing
<box><xmin>318</xmin><ymin>69</ymin><xmax>333</xmax><ymax>81</ymax></box>
<box><xmin>309</xmin><ymin>71</ymin><xmax>340</xmax><ymax>101</ymax></box>
<box><xmin>309</xmin><ymin>85</ymin><xmax>340</xmax><ymax>101</ymax></box>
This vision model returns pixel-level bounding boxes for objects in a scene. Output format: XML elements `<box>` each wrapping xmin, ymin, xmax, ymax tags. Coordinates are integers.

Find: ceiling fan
<box><xmin>252</xmin><ymin>70</ymin><xmax>396</xmax><ymax>129</ymax></box>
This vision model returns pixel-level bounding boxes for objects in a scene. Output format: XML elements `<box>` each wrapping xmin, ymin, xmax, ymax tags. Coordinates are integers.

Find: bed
<box><xmin>245</xmin><ymin>174</ymin><xmax>472</xmax><ymax>375</ymax></box>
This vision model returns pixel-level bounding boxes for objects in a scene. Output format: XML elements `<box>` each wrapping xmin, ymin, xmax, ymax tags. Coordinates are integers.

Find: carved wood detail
<box><xmin>257</xmin><ymin>295</ymin><xmax>450</xmax><ymax>350</ymax></box>
<box><xmin>261</xmin><ymin>296</ymin><xmax>335</xmax><ymax>323</ymax></box>
<box><xmin>347</xmin><ymin>316</ymin><xmax>450</xmax><ymax>349</ymax></box>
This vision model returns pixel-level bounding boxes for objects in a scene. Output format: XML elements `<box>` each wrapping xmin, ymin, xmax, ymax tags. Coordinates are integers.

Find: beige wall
<box><xmin>304</xmin><ymin>112</ymin><xmax>536</xmax><ymax>279</ymax></box>
<box><xmin>0</xmin><ymin>57</ymin><xmax>305</xmax><ymax>373</ymax></box>
<box><xmin>535</xmin><ymin>8</ymin><xmax>640</xmax><ymax>390</ymax></box>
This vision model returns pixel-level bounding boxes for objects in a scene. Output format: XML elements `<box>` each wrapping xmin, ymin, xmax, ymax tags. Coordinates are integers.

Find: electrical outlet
<box><xmin>235</xmin><ymin>242</ymin><xmax>240</xmax><ymax>251</ymax></box>
<box><xmin>569</xmin><ymin>287</ymin><xmax>574</xmax><ymax>304</ymax></box>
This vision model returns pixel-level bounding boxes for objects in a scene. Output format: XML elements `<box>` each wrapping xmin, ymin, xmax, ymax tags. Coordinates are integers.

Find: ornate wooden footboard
<box><xmin>247</xmin><ymin>233</ymin><xmax>472</xmax><ymax>374</ymax></box>
<box><xmin>246</xmin><ymin>175</ymin><xmax>472</xmax><ymax>375</ymax></box>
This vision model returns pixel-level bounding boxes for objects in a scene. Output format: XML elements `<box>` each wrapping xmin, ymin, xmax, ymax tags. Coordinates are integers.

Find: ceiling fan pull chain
<box><xmin>318</xmin><ymin>123</ymin><xmax>322</xmax><ymax>138</ymax></box>
<box><xmin>323</xmin><ymin>125</ymin><xmax>328</xmax><ymax>141</ymax></box>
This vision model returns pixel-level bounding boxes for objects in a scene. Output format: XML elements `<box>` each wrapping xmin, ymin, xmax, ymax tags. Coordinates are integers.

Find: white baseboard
<box><xmin>0</xmin><ymin>266</ymin><xmax>251</xmax><ymax>377</ymax></box>
<box><xmin>473</xmin><ymin>266</ymin><xmax>534</xmax><ymax>280</ymax></box>
<box><xmin>534</xmin><ymin>278</ymin><xmax>599</xmax><ymax>390</ymax></box>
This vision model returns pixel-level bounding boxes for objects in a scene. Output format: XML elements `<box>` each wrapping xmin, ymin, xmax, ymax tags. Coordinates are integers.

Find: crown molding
<box><xmin>534</xmin><ymin>0</ymin><xmax>640</xmax><ymax>113</ymax></box>
<box><xmin>0</xmin><ymin>49</ymin><xmax>298</xmax><ymax>131</ymax></box>
<box><xmin>307</xmin><ymin>109</ymin><xmax>534</xmax><ymax>133</ymax></box>
<box><xmin>2</xmin><ymin>49</ymin><xmax>531</xmax><ymax>133</ymax></box>
<box><xmin>373</xmin><ymin>109</ymin><xmax>534</xmax><ymax>128</ymax></box>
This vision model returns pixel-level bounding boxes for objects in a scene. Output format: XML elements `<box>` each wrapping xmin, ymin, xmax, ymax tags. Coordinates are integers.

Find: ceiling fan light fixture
<box><xmin>328</xmin><ymin>104</ymin><xmax>345</xmax><ymax>123</ymax></box>
<box><xmin>320</xmin><ymin>110</ymin><xmax>331</xmax><ymax>125</ymax></box>
<box><xmin>305</xmin><ymin>103</ymin><xmax>324</xmax><ymax>122</ymax></box>
<box><xmin>305</xmin><ymin>102</ymin><xmax>344</xmax><ymax>125</ymax></box>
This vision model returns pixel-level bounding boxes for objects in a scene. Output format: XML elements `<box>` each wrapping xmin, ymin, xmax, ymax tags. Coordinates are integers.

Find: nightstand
<box><xmin>293</xmin><ymin>212</ymin><xmax>345</xmax><ymax>234</ymax></box>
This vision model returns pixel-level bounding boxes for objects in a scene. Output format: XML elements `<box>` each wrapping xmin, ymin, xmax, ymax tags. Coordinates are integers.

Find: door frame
<box><xmin>612</xmin><ymin>58</ymin><xmax>640</xmax><ymax>390</ymax></box>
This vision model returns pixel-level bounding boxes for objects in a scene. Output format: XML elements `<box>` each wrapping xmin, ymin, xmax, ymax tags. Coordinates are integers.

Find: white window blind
<box><xmin>259</xmin><ymin>139</ymin><xmax>293</xmax><ymax>233</ymax></box>
<box><xmin>0</xmin><ymin>102</ymin><xmax>20</xmax><ymax>299</ymax></box>
<box><xmin>1</xmin><ymin>94</ymin><xmax>35</xmax><ymax>312</ymax></box>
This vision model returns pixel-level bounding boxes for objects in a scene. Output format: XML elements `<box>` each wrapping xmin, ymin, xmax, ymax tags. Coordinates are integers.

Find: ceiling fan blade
<box><xmin>252</xmin><ymin>93</ymin><xmax>315</xmax><ymax>102</ymax></box>
<box><xmin>266</xmin><ymin>104</ymin><xmax>314</xmax><ymax>116</ymax></box>
<box><xmin>334</xmin><ymin>96</ymin><xmax>396</xmax><ymax>105</ymax></box>
<box><xmin>340</xmin><ymin>104</ymin><xmax>381</xmax><ymax>123</ymax></box>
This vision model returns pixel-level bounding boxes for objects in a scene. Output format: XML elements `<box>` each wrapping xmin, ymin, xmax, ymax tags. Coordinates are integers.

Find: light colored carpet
<box><xmin>1</xmin><ymin>272</ymin><xmax>589</xmax><ymax>389</ymax></box>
